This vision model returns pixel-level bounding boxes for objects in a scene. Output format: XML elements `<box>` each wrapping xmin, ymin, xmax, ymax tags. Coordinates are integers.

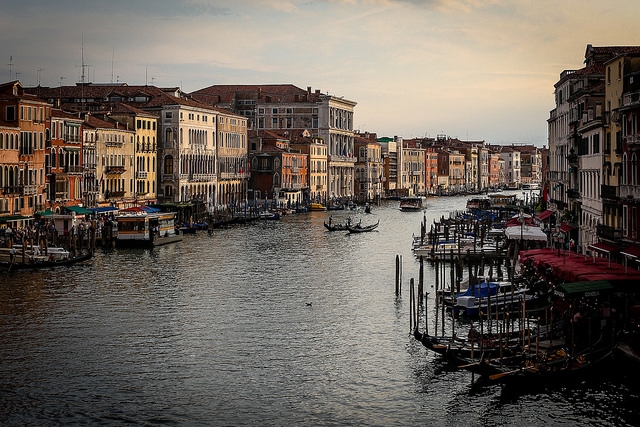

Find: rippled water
<box><xmin>1</xmin><ymin>194</ymin><xmax>639</xmax><ymax>426</ymax></box>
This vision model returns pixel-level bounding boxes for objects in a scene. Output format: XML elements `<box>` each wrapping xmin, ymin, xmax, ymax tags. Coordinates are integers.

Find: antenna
<box><xmin>37</xmin><ymin>68</ymin><xmax>45</xmax><ymax>86</ymax></box>
<box><xmin>111</xmin><ymin>44</ymin><xmax>114</xmax><ymax>83</ymax></box>
<box><xmin>7</xmin><ymin>55</ymin><xmax>12</xmax><ymax>80</ymax></box>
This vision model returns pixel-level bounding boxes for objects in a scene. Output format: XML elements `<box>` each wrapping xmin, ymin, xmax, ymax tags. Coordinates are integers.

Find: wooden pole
<box><xmin>395</xmin><ymin>255</ymin><xmax>400</xmax><ymax>296</ymax></box>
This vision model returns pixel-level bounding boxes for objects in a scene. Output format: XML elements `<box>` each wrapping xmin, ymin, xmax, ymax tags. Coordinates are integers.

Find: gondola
<box><xmin>324</xmin><ymin>222</ymin><xmax>349</xmax><ymax>231</ymax></box>
<box><xmin>2</xmin><ymin>251</ymin><xmax>94</xmax><ymax>272</ymax></box>
<box><xmin>346</xmin><ymin>220</ymin><xmax>379</xmax><ymax>233</ymax></box>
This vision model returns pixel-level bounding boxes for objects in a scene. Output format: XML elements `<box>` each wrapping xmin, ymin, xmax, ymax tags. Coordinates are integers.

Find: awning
<box><xmin>504</xmin><ymin>225</ymin><xmax>547</xmax><ymax>241</ymax></box>
<box><xmin>64</xmin><ymin>205</ymin><xmax>93</xmax><ymax>215</ymax></box>
<box><xmin>556</xmin><ymin>280</ymin><xmax>613</xmax><ymax>298</ymax></box>
<box><xmin>89</xmin><ymin>206</ymin><xmax>119</xmax><ymax>214</ymax></box>
<box><xmin>588</xmin><ymin>241</ymin><xmax>621</xmax><ymax>255</ymax></box>
<box><xmin>36</xmin><ymin>209</ymin><xmax>55</xmax><ymax>217</ymax></box>
<box><xmin>536</xmin><ymin>209</ymin><xmax>555</xmax><ymax>221</ymax></box>
<box><xmin>0</xmin><ymin>215</ymin><xmax>33</xmax><ymax>224</ymax></box>
<box><xmin>621</xmin><ymin>245</ymin><xmax>640</xmax><ymax>259</ymax></box>
<box><xmin>559</xmin><ymin>222</ymin><xmax>574</xmax><ymax>233</ymax></box>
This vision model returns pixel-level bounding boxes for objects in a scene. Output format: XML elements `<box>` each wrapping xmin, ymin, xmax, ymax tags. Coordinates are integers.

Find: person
<box><xmin>9</xmin><ymin>246</ymin><xmax>16</xmax><ymax>264</ymax></box>
<box><xmin>329</xmin><ymin>215</ymin><xmax>332</xmax><ymax>226</ymax></box>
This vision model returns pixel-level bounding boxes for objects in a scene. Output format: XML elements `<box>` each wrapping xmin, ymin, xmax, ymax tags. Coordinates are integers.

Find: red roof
<box><xmin>588</xmin><ymin>241</ymin><xmax>622</xmax><ymax>254</ymax></box>
<box><xmin>536</xmin><ymin>209</ymin><xmax>554</xmax><ymax>221</ymax></box>
<box><xmin>621</xmin><ymin>245</ymin><xmax>640</xmax><ymax>259</ymax></box>
<box><xmin>519</xmin><ymin>248</ymin><xmax>640</xmax><ymax>282</ymax></box>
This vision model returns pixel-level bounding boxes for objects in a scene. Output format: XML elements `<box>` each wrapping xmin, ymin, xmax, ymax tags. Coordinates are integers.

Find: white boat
<box><xmin>116</xmin><ymin>211</ymin><xmax>183</xmax><ymax>247</ymax></box>
<box><xmin>399</xmin><ymin>196</ymin><xmax>425</xmax><ymax>211</ymax></box>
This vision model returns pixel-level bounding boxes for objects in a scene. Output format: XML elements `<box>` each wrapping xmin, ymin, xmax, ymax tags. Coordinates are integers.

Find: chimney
<box><xmin>307</xmin><ymin>86</ymin><xmax>311</xmax><ymax>94</ymax></box>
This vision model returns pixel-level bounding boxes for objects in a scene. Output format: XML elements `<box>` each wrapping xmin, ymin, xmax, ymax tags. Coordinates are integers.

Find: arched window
<box><xmin>164</xmin><ymin>155</ymin><xmax>174</xmax><ymax>175</ymax></box>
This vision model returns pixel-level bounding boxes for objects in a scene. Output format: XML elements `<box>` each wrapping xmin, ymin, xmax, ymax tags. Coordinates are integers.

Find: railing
<box><xmin>623</xmin><ymin>91</ymin><xmax>640</xmax><ymax>106</ymax></box>
<box><xmin>567</xmin><ymin>188</ymin><xmax>581</xmax><ymax>199</ymax></box>
<box><xmin>619</xmin><ymin>184</ymin><xmax>640</xmax><ymax>200</ymax></box>
<box><xmin>21</xmin><ymin>185</ymin><xmax>38</xmax><ymax>196</ymax></box>
<box><xmin>1</xmin><ymin>186</ymin><xmax>21</xmax><ymax>195</ymax></box>
<box><xmin>105</xmin><ymin>166</ymin><xmax>126</xmax><ymax>174</ymax></box>
<box><xmin>601</xmin><ymin>184</ymin><xmax>618</xmax><ymax>200</ymax></box>
<box><xmin>65</xmin><ymin>165</ymin><xmax>83</xmax><ymax>174</ymax></box>
<box><xmin>596</xmin><ymin>224</ymin><xmax>623</xmax><ymax>242</ymax></box>
<box><xmin>136</xmin><ymin>171</ymin><xmax>148</xmax><ymax>179</ymax></box>
<box><xmin>106</xmin><ymin>191</ymin><xmax>126</xmax><ymax>198</ymax></box>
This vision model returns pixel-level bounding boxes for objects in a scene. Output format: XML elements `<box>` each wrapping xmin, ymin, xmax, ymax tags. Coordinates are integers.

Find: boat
<box><xmin>259</xmin><ymin>211</ymin><xmax>280</xmax><ymax>220</ymax></box>
<box><xmin>116</xmin><ymin>211</ymin><xmax>183</xmax><ymax>247</ymax></box>
<box><xmin>310</xmin><ymin>203</ymin><xmax>327</xmax><ymax>211</ymax></box>
<box><xmin>399</xmin><ymin>196</ymin><xmax>425</xmax><ymax>211</ymax></box>
<box><xmin>1</xmin><ymin>250</ymin><xmax>93</xmax><ymax>271</ymax></box>
<box><xmin>346</xmin><ymin>219</ymin><xmax>379</xmax><ymax>233</ymax></box>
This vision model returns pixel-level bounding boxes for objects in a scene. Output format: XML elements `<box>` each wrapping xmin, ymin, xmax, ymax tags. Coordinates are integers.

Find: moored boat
<box><xmin>400</xmin><ymin>196</ymin><xmax>425</xmax><ymax>211</ymax></box>
<box><xmin>116</xmin><ymin>211</ymin><xmax>183</xmax><ymax>247</ymax></box>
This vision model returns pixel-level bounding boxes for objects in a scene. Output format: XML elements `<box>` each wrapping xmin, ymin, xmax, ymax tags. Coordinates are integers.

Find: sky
<box><xmin>2</xmin><ymin>0</ymin><xmax>640</xmax><ymax>145</ymax></box>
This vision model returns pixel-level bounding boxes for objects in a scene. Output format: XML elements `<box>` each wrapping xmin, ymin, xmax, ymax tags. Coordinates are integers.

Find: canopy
<box><xmin>556</xmin><ymin>280</ymin><xmax>613</xmax><ymax>298</ymax></box>
<box><xmin>90</xmin><ymin>206</ymin><xmax>119</xmax><ymax>214</ymax></box>
<box><xmin>536</xmin><ymin>209</ymin><xmax>554</xmax><ymax>221</ymax></box>
<box><xmin>64</xmin><ymin>205</ymin><xmax>93</xmax><ymax>215</ymax></box>
<box><xmin>37</xmin><ymin>209</ymin><xmax>54</xmax><ymax>217</ymax></box>
<box><xmin>559</xmin><ymin>222</ymin><xmax>574</xmax><ymax>233</ymax></box>
<box><xmin>504</xmin><ymin>224</ymin><xmax>547</xmax><ymax>241</ymax></box>
<box><xmin>588</xmin><ymin>241</ymin><xmax>622</xmax><ymax>255</ymax></box>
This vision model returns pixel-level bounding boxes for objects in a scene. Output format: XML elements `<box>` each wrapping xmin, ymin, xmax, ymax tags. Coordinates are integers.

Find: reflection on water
<box><xmin>1</xmin><ymin>196</ymin><xmax>638</xmax><ymax>426</ymax></box>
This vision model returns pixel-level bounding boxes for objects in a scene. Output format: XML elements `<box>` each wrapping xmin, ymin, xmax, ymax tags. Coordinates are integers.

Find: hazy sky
<box><xmin>2</xmin><ymin>0</ymin><xmax>639</xmax><ymax>144</ymax></box>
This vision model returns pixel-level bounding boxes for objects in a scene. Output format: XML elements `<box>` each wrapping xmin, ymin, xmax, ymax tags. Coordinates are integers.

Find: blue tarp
<box><xmin>456</xmin><ymin>282</ymin><xmax>499</xmax><ymax>298</ymax></box>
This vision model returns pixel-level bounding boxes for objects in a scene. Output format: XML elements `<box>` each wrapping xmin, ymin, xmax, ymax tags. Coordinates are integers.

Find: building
<box><xmin>191</xmin><ymin>84</ymin><xmax>356</xmax><ymax>202</ymax></box>
<box><xmin>48</xmin><ymin>109</ymin><xmax>84</xmax><ymax>210</ymax></box>
<box><xmin>248</xmin><ymin>130</ymin><xmax>308</xmax><ymax>208</ymax></box>
<box><xmin>354</xmin><ymin>132</ymin><xmax>383</xmax><ymax>202</ymax></box>
<box><xmin>83</xmin><ymin>114</ymin><xmax>136</xmax><ymax>208</ymax></box>
<box><xmin>0</xmin><ymin>81</ymin><xmax>49</xmax><ymax>228</ymax></box>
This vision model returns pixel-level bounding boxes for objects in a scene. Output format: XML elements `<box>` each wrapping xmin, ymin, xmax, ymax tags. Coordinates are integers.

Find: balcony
<box><xmin>620</xmin><ymin>184</ymin><xmax>640</xmax><ymax>200</ymax></box>
<box><xmin>1</xmin><ymin>186</ymin><xmax>21</xmax><ymax>195</ymax></box>
<box><xmin>623</xmin><ymin>90</ymin><xmax>640</xmax><ymax>107</ymax></box>
<box><xmin>597</xmin><ymin>224</ymin><xmax>623</xmax><ymax>242</ymax></box>
<box><xmin>105</xmin><ymin>166</ymin><xmax>126</xmax><ymax>175</ymax></box>
<box><xmin>65</xmin><ymin>165</ymin><xmax>83</xmax><ymax>174</ymax></box>
<box><xmin>567</xmin><ymin>188</ymin><xmax>581</xmax><ymax>199</ymax></box>
<box><xmin>21</xmin><ymin>185</ymin><xmax>38</xmax><ymax>196</ymax></box>
<box><xmin>601</xmin><ymin>184</ymin><xmax>618</xmax><ymax>200</ymax></box>
<box><xmin>106</xmin><ymin>190</ymin><xmax>126</xmax><ymax>199</ymax></box>
<box><xmin>625</xmin><ymin>134</ymin><xmax>640</xmax><ymax>150</ymax></box>
<box><xmin>136</xmin><ymin>171</ymin><xmax>148</xmax><ymax>179</ymax></box>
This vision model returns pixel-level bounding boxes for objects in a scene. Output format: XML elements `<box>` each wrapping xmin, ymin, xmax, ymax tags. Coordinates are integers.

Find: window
<box><xmin>6</xmin><ymin>106</ymin><xmax>15</xmax><ymax>121</ymax></box>
<box><xmin>164</xmin><ymin>155</ymin><xmax>174</xmax><ymax>175</ymax></box>
<box><xmin>165</xmin><ymin>112</ymin><xmax>173</xmax><ymax>119</ymax></box>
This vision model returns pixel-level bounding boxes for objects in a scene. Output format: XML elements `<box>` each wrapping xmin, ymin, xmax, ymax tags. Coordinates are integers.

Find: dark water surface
<box><xmin>1</xmin><ymin>194</ymin><xmax>639</xmax><ymax>426</ymax></box>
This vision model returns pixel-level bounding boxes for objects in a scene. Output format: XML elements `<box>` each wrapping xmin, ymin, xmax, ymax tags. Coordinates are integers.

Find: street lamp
<box><xmin>519</xmin><ymin>209</ymin><xmax>525</xmax><ymax>249</ymax></box>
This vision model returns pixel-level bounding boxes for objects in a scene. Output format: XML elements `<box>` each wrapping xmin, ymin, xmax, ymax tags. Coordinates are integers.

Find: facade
<box><xmin>500</xmin><ymin>146</ymin><xmax>521</xmax><ymax>189</ymax></box>
<box><xmin>0</xmin><ymin>81</ymin><xmax>49</xmax><ymax>228</ymax></box>
<box><xmin>619</xmin><ymin>52</ymin><xmax>640</xmax><ymax>246</ymax></box>
<box><xmin>83</xmin><ymin>114</ymin><xmax>136</xmax><ymax>208</ymax></box>
<box><xmin>93</xmin><ymin>104</ymin><xmax>159</xmax><ymax>206</ymax></box>
<box><xmin>378</xmin><ymin>137</ymin><xmax>397</xmax><ymax>197</ymax></box>
<box><xmin>401</xmin><ymin>141</ymin><xmax>426</xmax><ymax>196</ymax></box>
<box><xmin>28</xmin><ymin>83</ymin><xmax>248</xmax><ymax>213</ymax></box>
<box><xmin>48</xmin><ymin>109</ymin><xmax>84</xmax><ymax>210</ymax></box>
<box><xmin>248</xmin><ymin>130</ymin><xmax>309</xmax><ymax>207</ymax></box>
<box><xmin>216</xmin><ymin>111</ymin><xmax>249</xmax><ymax>210</ymax></box>
<box><xmin>290</xmin><ymin>131</ymin><xmax>327</xmax><ymax>203</ymax></box>
<box><xmin>354</xmin><ymin>132</ymin><xmax>383</xmax><ymax>202</ymax></box>
<box><xmin>191</xmin><ymin>84</ymin><xmax>355</xmax><ymax>202</ymax></box>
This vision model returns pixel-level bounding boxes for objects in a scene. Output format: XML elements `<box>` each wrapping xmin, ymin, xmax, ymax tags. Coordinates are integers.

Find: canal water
<box><xmin>1</xmin><ymin>194</ymin><xmax>639</xmax><ymax>426</ymax></box>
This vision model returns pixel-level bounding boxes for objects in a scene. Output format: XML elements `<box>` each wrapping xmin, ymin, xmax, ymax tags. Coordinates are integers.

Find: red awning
<box><xmin>588</xmin><ymin>241</ymin><xmax>621</xmax><ymax>255</ymax></box>
<box><xmin>621</xmin><ymin>245</ymin><xmax>640</xmax><ymax>259</ymax></box>
<box><xmin>559</xmin><ymin>222</ymin><xmax>574</xmax><ymax>233</ymax></box>
<box><xmin>536</xmin><ymin>209</ymin><xmax>554</xmax><ymax>221</ymax></box>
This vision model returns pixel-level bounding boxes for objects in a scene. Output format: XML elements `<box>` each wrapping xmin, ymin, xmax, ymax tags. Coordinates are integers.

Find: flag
<box><xmin>543</xmin><ymin>184</ymin><xmax>550</xmax><ymax>203</ymax></box>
